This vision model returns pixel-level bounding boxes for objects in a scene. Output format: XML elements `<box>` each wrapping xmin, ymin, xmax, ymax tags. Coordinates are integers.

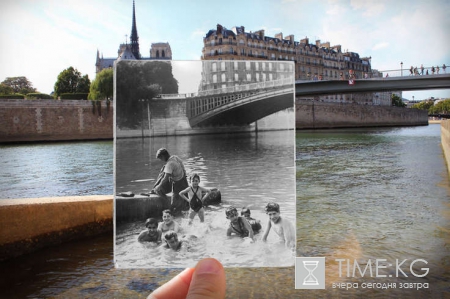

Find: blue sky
<box><xmin>1</xmin><ymin>0</ymin><xmax>449</xmax><ymax>100</ymax></box>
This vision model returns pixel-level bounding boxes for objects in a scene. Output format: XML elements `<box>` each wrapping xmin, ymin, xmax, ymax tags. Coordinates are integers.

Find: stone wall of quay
<box><xmin>296</xmin><ymin>101</ymin><xmax>428</xmax><ymax>129</ymax></box>
<box><xmin>0</xmin><ymin>99</ymin><xmax>428</xmax><ymax>142</ymax></box>
<box><xmin>116</xmin><ymin>98</ymin><xmax>295</xmax><ymax>138</ymax></box>
<box><xmin>441</xmin><ymin>120</ymin><xmax>450</xmax><ymax>177</ymax></box>
<box><xmin>0</xmin><ymin>195</ymin><xmax>112</xmax><ymax>261</ymax></box>
<box><xmin>0</xmin><ymin>99</ymin><xmax>113</xmax><ymax>143</ymax></box>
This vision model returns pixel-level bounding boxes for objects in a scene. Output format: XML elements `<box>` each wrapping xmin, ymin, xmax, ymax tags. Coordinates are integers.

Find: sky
<box><xmin>1</xmin><ymin>0</ymin><xmax>449</xmax><ymax>100</ymax></box>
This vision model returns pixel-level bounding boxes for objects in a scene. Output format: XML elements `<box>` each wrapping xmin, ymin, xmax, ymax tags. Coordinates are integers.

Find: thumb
<box><xmin>186</xmin><ymin>258</ymin><xmax>226</xmax><ymax>299</ymax></box>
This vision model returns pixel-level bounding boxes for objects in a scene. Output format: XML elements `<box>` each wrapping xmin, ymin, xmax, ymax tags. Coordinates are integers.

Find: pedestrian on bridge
<box><xmin>420</xmin><ymin>64</ymin><xmax>424</xmax><ymax>75</ymax></box>
<box><xmin>443</xmin><ymin>64</ymin><xmax>447</xmax><ymax>73</ymax></box>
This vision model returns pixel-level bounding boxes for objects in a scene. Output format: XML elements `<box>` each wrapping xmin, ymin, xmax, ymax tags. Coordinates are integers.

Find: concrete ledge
<box><xmin>441</xmin><ymin>120</ymin><xmax>450</xmax><ymax>177</ymax></box>
<box><xmin>0</xmin><ymin>195</ymin><xmax>112</xmax><ymax>261</ymax></box>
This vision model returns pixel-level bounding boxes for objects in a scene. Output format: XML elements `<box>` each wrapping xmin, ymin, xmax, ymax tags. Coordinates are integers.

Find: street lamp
<box><xmin>401</xmin><ymin>62</ymin><xmax>403</xmax><ymax>76</ymax></box>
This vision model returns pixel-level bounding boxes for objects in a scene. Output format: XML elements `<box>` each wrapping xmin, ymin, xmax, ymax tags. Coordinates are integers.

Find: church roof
<box><xmin>117</xmin><ymin>46</ymin><xmax>137</xmax><ymax>61</ymax></box>
<box><xmin>97</xmin><ymin>58</ymin><xmax>115</xmax><ymax>69</ymax></box>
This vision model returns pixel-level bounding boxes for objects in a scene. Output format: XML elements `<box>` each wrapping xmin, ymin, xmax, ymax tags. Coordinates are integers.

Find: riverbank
<box><xmin>0</xmin><ymin>195</ymin><xmax>112</xmax><ymax>261</ymax></box>
<box><xmin>440</xmin><ymin>119</ymin><xmax>450</xmax><ymax>177</ymax></box>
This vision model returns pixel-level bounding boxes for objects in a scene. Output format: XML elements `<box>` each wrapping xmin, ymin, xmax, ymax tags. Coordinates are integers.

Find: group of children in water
<box><xmin>137</xmin><ymin>173</ymin><xmax>296</xmax><ymax>251</ymax></box>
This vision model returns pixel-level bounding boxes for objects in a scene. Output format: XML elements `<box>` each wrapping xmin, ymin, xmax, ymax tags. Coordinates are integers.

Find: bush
<box><xmin>26</xmin><ymin>93</ymin><xmax>54</xmax><ymax>99</ymax></box>
<box><xmin>59</xmin><ymin>93</ymin><xmax>89</xmax><ymax>100</ymax></box>
<box><xmin>0</xmin><ymin>94</ymin><xmax>25</xmax><ymax>99</ymax></box>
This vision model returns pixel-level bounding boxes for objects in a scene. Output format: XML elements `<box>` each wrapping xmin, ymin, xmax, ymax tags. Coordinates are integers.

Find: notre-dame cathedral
<box><xmin>95</xmin><ymin>0</ymin><xmax>172</xmax><ymax>74</ymax></box>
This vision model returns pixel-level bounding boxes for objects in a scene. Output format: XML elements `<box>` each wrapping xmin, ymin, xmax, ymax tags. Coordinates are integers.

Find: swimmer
<box><xmin>158</xmin><ymin>209</ymin><xmax>180</xmax><ymax>235</ymax></box>
<box><xmin>262</xmin><ymin>202</ymin><xmax>295</xmax><ymax>250</ymax></box>
<box><xmin>161</xmin><ymin>230</ymin><xmax>184</xmax><ymax>251</ymax></box>
<box><xmin>241</xmin><ymin>207</ymin><xmax>262</xmax><ymax>233</ymax></box>
<box><xmin>225</xmin><ymin>206</ymin><xmax>254</xmax><ymax>241</ymax></box>
<box><xmin>179</xmin><ymin>173</ymin><xmax>211</xmax><ymax>224</ymax></box>
<box><xmin>137</xmin><ymin>218</ymin><xmax>162</xmax><ymax>243</ymax></box>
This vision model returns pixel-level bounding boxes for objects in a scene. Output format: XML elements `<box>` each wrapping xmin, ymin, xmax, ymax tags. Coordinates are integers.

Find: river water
<box><xmin>296</xmin><ymin>123</ymin><xmax>450</xmax><ymax>297</ymax></box>
<box><xmin>0</xmin><ymin>125</ymin><xmax>449</xmax><ymax>298</ymax></box>
<box><xmin>0</xmin><ymin>141</ymin><xmax>113</xmax><ymax>199</ymax></box>
<box><xmin>115</xmin><ymin>130</ymin><xmax>296</xmax><ymax>268</ymax></box>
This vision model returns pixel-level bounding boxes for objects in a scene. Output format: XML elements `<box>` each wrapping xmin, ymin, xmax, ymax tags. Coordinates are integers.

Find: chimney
<box><xmin>285</xmin><ymin>35</ymin><xmax>294</xmax><ymax>43</ymax></box>
<box><xmin>316</xmin><ymin>40</ymin><xmax>320</xmax><ymax>47</ymax></box>
<box><xmin>275</xmin><ymin>32</ymin><xmax>283</xmax><ymax>40</ymax></box>
<box><xmin>217</xmin><ymin>24</ymin><xmax>223</xmax><ymax>34</ymax></box>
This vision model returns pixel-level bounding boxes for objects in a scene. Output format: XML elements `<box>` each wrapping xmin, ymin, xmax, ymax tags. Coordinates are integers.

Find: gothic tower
<box><xmin>130</xmin><ymin>0</ymin><xmax>140</xmax><ymax>59</ymax></box>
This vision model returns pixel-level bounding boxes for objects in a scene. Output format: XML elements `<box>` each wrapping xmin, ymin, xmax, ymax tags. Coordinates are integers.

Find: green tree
<box><xmin>391</xmin><ymin>94</ymin><xmax>406</xmax><ymax>107</ymax></box>
<box><xmin>430</xmin><ymin>99</ymin><xmax>450</xmax><ymax>115</ymax></box>
<box><xmin>115</xmin><ymin>60</ymin><xmax>178</xmax><ymax>128</ymax></box>
<box><xmin>54</xmin><ymin>66</ymin><xmax>90</xmax><ymax>97</ymax></box>
<box><xmin>0</xmin><ymin>83</ymin><xmax>14</xmax><ymax>95</ymax></box>
<box><xmin>89</xmin><ymin>68</ymin><xmax>113</xmax><ymax>101</ymax></box>
<box><xmin>1</xmin><ymin>76</ymin><xmax>37</xmax><ymax>94</ymax></box>
<box><xmin>411</xmin><ymin>100</ymin><xmax>434</xmax><ymax>111</ymax></box>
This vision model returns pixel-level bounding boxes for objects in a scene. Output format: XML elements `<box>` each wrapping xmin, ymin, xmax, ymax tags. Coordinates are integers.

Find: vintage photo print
<box><xmin>114</xmin><ymin>60</ymin><xmax>296</xmax><ymax>268</ymax></box>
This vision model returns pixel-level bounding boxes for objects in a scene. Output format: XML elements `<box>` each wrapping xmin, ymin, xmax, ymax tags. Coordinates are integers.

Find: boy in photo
<box><xmin>262</xmin><ymin>202</ymin><xmax>295</xmax><ymax>250</ymax></box>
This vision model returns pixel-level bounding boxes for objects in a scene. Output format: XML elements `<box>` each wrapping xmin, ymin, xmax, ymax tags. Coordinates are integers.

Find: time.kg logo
<box><xmin>295</xmin><ymin>257</ymin><xmax>326</xmax><ymax>289</ymax></box>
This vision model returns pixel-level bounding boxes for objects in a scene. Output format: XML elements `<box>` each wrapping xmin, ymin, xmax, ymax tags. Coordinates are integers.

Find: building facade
<box><xmin>198</xmin><ymin>60</ymin><xmax>294</xmax><ymax>92</ymax></box>
<box><xmin>201</xmin><ymin>24</ymin><xmax>394</xmax><ymax>105</ymax></box>
<box><xmin>95</xmin><ymin>1</ymin><xmax>172</xmax><ymax>74</ymax></box>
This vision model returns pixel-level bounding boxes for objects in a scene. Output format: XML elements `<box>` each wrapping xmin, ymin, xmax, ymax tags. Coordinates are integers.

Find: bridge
<box><xmin>154</xmin><ymin>78</ymin><xmax>294</xmax><ymax>127</ymax></box>
<box><xmin>295</xmin><ymin>73</ymin><xmax>450</xmax><ymax>96</ymax></box>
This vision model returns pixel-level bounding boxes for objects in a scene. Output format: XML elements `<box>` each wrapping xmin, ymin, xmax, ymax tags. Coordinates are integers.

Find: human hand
<box><xmin>147</xmin><ymin>258</ymin><xmax>226</xmax><ymax>299</ymax></box>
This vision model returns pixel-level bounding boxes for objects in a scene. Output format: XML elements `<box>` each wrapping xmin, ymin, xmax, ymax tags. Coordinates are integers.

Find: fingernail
<box><xmin>196</xmin><ymin>258</ymin><xmax>222</xmax><ymax>274</ymax></box>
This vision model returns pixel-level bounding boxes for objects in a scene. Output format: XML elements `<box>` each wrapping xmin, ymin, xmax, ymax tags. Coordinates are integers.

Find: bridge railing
<box><xmin>154</xmin><ymin>78</ymin><xmax>293</xmax><ymax>100</ymax></box>
<box><xmin>197</xmin><ymin>78</ymin><xmax>293</xmax><ymax>97</ymax></box>
<box><xmin>187</xmin><ymin>78</ymin><xmax>294</xmax><ymax>120</ymax></box>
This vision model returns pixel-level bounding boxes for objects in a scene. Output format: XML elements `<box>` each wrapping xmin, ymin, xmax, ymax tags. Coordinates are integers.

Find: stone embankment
<box><xmin>0</xmin><ymin>195</ymin><xmax>112</xmax><ymax>261</ymax></box>
<box><xmin>0</xmin><ymin>99</ymin><xmax>113</xmax><ymax>143</ymax></box>
<box><xmin>441</xmin><ymin>120</ymin><xmax>450</xmax><ymax>177</ymax></box>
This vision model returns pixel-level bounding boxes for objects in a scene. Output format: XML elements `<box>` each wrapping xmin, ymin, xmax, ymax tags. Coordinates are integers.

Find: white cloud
<box><xmin>372</xmin><ymin>42</ymin><xmax>389</xmax><ymax>51</ymax></box>
<box><xmin>350</xmin><ymin>0</ymin><xmax>385</xmax><ymax>16</ymax></box>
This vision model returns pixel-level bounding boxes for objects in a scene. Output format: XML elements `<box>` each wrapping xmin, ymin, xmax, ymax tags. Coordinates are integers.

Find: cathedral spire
<box><xmin>130</xmin><ymin>0</ymin><xmax>140</xmax><ymax>59</ymax></box>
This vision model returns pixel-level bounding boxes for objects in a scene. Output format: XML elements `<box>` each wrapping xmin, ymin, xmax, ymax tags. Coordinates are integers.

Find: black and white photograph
<box><xmin>114</xmin><ymin>60</ymin><xmax>296</xmax><ymax>268</ymax></box>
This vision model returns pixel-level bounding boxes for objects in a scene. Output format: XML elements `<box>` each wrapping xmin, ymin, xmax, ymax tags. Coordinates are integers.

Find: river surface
<box><xmin>0</xmin><ymin>125</ymin><xmax>449</xmax><ymax>298</ymax></box>
<box><xmin>0</xmin><ymin>141</ymin><xmax>113</xmax><ymax>199</ymax></box>
<box><xmin>296</xmin><ymin>123</ymin><xmax>450</xmax><ymax>297</ymax></box>
<box><xmin>115</xmin><ymin>130</ymin><xmax>296</xmax><ymax>268</ymax></box>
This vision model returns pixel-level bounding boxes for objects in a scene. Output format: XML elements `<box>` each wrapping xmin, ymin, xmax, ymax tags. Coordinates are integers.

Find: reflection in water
<box><xmin>115</xmin><ymin>130</ymin><xmax>296</xmax><ymax>268</ymax></box>
<box><xmin>297</xmin><ymin>124</ymin><xmax>450</xmax><ymax>296</ymax></box>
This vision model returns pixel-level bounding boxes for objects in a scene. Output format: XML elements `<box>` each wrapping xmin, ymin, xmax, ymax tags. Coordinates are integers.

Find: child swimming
<box><xmin>225</xmin><ymin>206</ymin><xmax>254</xmax><ymax>241</ymax></box>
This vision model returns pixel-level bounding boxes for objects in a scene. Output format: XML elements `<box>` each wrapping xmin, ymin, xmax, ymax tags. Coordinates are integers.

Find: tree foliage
<box><xmin>89</xmin><ymin>68</ymin><xmax>113</xmax><ymax>101</ymax></box>
<box><xmin>54</xmin><ymin>67</ymin><xmax>90</xmax><ymax>96</ymax></box>
<box><xmin>391</xmin><ymin>94</ymin><xmax>406</xmax><ymax>107</ymax></box>
<box><xmin>115</xmin><ymin>61</ymin><xmax>178</xmax><ymax>128</ymax></box>
<box><xmin>0</xmin><ymin>83</ymin><xmax>14</xmax><ymax>95</ymax></box>
<box><xmin>411</xmin><ymin>100</ymin><xmax>434</xmax><ymax>111</ymax></box>
<box><xmin>1</xmin><ymin>76</ymin><xmax>37</xmax><ymax>94</ymax></box>
<box><xmin>429</xmin><ymin>99</ymin><xmax>450</xmax><ymax>115</ymax></box>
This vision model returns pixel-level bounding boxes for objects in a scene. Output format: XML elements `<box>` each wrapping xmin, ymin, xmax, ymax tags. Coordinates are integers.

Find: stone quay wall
<box><xmin>0</xmin><ymin>98</ymin><xmax>428</xmax><ymax>142</ymax></box>
<box><xmin>117</xmin><ymin>98</ymin><xmax>295</xmax><ymax>138</ymax></box>
<box><xmin>0</xmin><ymin>195</ymin><xmax>112</xmax><ymax>261</ymax></box>
<box><xmin>441</xmin><ymin>120</ymin><xmax>450</xmax><ymax>177</ymax></box>
<box><xmin>296</xmin><ymin>101</ymin><xmax>428</xmax><ymax>129</ymax></box>
<box><xmin>0</xmin><ymin>99</ymin><xmax>113</xmax><ymax>143</ymax></box>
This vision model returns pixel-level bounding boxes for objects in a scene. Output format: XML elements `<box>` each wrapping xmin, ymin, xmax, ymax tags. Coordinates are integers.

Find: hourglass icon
<box><xmin>302</xmin><ymin>260</ymin><xmax>319</xmax><ymax>285</ymax></box>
